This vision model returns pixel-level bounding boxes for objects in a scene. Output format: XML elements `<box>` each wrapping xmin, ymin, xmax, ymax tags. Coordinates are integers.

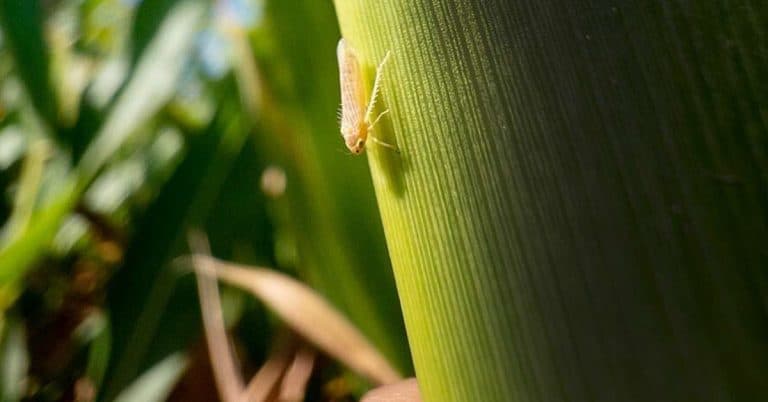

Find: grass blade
<box><xmin>335</xmin><ymin>1</ymin><xmax>768</xmax><ymax>401</ymax></box>
<box><xmin>0</xmin><ymin>0</ymin><xmax>59</xmax><ymax>128</ymax></box>
<box><xmin>190</xmin><ymin>232</ymin><xmax>244</xmax><ymax>402</ymax></box>
<box><xmin>192</xmin><ymin>255</ymin><xmax>402</xmax><ymax>386</ymax></box>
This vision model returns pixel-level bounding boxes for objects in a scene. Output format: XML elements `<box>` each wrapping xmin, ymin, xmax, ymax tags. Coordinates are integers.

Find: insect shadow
<box><xmin>366</xmin><ymin>88</ymin><xmax>408</xmax><ymax>198</ymax></box>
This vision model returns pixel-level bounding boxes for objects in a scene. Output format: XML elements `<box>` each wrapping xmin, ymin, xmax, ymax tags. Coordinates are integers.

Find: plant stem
<box><xmin>334</xmin><ymin>1</ymin><xmax>768</xmax><ymax>401</ymax></box>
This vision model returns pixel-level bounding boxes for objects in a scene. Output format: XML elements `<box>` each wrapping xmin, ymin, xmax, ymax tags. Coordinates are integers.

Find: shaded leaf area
<box><xmin>335</xmin><ymin>1</ymin><xmax>768</xmax><ymax>402</ymax></box>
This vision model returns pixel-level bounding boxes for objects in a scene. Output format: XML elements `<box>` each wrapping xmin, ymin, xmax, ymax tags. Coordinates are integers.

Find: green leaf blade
<box><xmin>335</xmin><ymin>1</ymin><xmax>768</xmax><ymax>401</ymax></box>
<box><xmin>0</xmin><ymin>0</ymin><xmax>59</xmax><ymax>129</ymax></box>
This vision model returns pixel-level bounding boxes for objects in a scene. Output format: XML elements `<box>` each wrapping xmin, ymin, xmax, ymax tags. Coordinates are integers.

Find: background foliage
<box><xmin>0</xmin><ymin>0</ymin><xmax>410</xmax><ymax>401</ymax></box>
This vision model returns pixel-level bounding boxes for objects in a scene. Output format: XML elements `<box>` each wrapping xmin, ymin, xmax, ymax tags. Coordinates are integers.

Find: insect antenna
<box><xmin>334</xmin><ymin>145</ymin><xmax>352</xmax><ymax>155</ymax></box>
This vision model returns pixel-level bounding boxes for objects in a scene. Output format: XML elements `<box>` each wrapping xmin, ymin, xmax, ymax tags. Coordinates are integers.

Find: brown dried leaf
<box><xmin>191</xmin><ymin>254</ymin><xmax>402</xmax><ymax>385</ymax></box>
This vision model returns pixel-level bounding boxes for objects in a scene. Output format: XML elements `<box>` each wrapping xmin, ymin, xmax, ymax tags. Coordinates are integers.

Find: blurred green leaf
<box><xmin>85</xmin><ymin>313</ymin><xmax>111</xmax><ymax>392</ymax></box>
<box><xmin>1</xmin><ymin>140</ymin><xmax>48</xmax><ymax>244</ymax></box>
<box><xmin>0</xmin><ymin>0</ymin><xmax>206</xmax><ymax>300</ymax></box>
<box><xmin>77</xmin><ymin>0</ymin><xmax>207</xmax><ymax>183</ymax></box>
<box><xmin>0</xmin><ymin>0</ymin><xmax>59</xmax><ymax>130</ymax></box>
<box><xmin>113</xmin><ymin>353</ymin><xmax>188</xmax><ymax>402</ymax></box>
<box><xmin>0</xmin><ymin>317</ymin><xmax>28</xmax><ymax>402</ymax></box>
<box><xmin>0</xmin><ymin>179</ymin><xmax>78</xmax><ymax>287</ymax></box>
<box><xmin>128</xmin><ymin>0</ymin><xmax>182</xmax><ymax>66</ymax></box>
<box><xmin>204</xmin><ymin>138</ymin><xmax>274</xmax><ymax>265</ymax></box>
<box><xmin>99</xmin><ymin>88</ymin><xmax>249</xmax><ymax>401</ymax></box>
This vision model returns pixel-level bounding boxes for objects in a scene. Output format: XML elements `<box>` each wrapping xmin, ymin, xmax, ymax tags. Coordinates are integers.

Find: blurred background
<box><xmin>0</xmin><ymin>0</ymin><xmax>412</xmax><ymax>400</ymax></box>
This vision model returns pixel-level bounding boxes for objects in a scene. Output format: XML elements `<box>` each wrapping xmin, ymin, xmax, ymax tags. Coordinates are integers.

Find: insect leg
<box><xmin>368</xmin><ymin>109</ymin><xmax>390</xmax><ymax>129</ymax></box>
<box><xmin>368</xmin><ymin>110</ymin><xmax>398</xmax><ymax>152</ymax></box>
<box><xmin>370</xmin><ymin>136</ymin><xmax>399</xmax><ymax>152</ymax></box>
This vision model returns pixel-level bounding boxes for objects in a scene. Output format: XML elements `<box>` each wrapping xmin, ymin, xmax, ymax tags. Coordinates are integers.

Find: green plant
<box><xmin>0</xmin><ymin>0</ymin><xmax>412</xmax><ymax>400</ymax></box>
<box><xmin>334</xmin><ymin>1</ymin><xmax>768</xmax><ymax>401</ymax></box>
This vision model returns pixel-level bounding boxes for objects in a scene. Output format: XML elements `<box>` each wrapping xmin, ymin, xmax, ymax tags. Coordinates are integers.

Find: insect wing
<box><xmin>337</xmin><ymin>39</ymin><xmax>366</xmax><ymax>136</ymax></box>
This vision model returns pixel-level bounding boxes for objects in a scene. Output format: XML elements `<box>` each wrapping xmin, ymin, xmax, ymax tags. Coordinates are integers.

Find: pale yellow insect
<box><xmin>337</xmin><ymin>38</ymin><xmax>394</xmax><ymax>154</ymax></box>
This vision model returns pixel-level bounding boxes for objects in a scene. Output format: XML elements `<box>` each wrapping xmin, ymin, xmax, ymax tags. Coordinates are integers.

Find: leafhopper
<box><xmin>337</xmin><ymin>38</ymin><xmax>394</xmax><ymax>154</ymax></box>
